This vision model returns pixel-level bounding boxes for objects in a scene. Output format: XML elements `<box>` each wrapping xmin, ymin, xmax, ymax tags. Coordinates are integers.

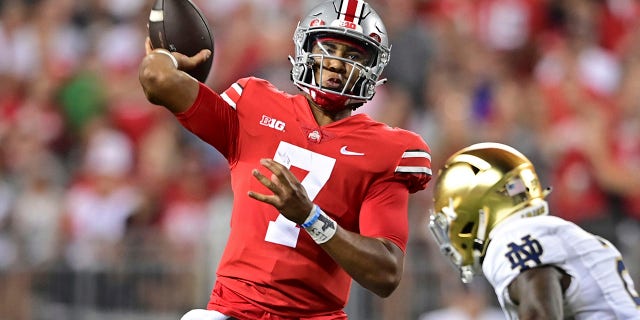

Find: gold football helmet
<box><xmin>429</xmin><ymin>142</ymin><xmax>551</xmax><ymax>283</ymax></box>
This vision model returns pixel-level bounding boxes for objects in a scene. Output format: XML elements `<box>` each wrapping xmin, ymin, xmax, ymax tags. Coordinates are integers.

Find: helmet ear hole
<box><xmin>352</xmin><ymin>77</ymin><xmax>367</xmax><ymax>95</ymax></box>
<box><xmin>303</xmin><ymin>68</ymin><xmax>314</xmax><ymax>84</ymax></box>
<box><xmin>459</xmin><ymin>222</ymin><xmax>474</xmax><ymax>235</ymax></box>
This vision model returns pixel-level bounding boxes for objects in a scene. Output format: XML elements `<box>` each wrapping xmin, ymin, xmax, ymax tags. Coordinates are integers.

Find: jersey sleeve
<box><xmin>175</xmin><ymin>82</ymin><xmax>240</xmax><ymax>161</ymax></box>
<box><xmin>482</xmin><ymin>221</ymin><xmax>569</xmax><ymax>299</ymax></box>
<box><xmin>359</xmin><ymin>180</ymin><xmax>410</xmax><ymax>252</ymax></box>
<box><xmin>392</xmin><ymin>132</ymin><xmax>432</xmax><ymax>193</ymax></box>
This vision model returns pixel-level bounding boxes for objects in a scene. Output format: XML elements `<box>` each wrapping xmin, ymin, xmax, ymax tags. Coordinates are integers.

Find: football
<box><xmin>148</xmin><ymin>0</ymin><xmax>214</xmax><ymax>83</ymax></box>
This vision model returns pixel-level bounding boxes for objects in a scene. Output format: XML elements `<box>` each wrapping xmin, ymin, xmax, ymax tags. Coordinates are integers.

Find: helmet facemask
<box><xmin>429</xmin><ymin>203</ymin><xmax>483</xmax><ymax>284</ymax></box>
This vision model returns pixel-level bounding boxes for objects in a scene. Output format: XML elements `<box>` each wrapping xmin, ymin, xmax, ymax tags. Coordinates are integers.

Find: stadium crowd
<box><xmin>0</xmin><ymin>0</ymin><xmax>639</xmax><ymax>319</ymax></box>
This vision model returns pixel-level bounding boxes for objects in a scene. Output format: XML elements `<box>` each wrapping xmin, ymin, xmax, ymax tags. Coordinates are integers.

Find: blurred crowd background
<box><xmin>0</xmin><ymin>0</ymin><xmax>639</xmax><ymax>319</ymax></box>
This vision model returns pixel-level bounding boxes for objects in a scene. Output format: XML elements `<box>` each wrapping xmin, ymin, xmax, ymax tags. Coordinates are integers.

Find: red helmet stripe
<box><xmin>339</xmin><ymin>0</ymin><xmax>364</xmax><ymax>24</ymax></box>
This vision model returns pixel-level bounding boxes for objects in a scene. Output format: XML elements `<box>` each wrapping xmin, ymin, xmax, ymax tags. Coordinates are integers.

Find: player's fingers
<box><xmin>145</xmin><ymin>37</ymin><xmax>153</xmax><ymax>54</ymax></box>
<box><xmin>197</xmin><ymin>49</ymin><xmax>212</xmax><ymax>62</ymax></box>
<box><xmin>260</xmin><ymin>159</ymin><xmax>297</xmax><ymax>186</ymax></box>
<box><xmin>247</xmin><ymin>190</ymin><xmax>279</xmax><ymax>206</ymax></box>
<box><xmin>252</xmin><ymin>169</ymin><xmax>282</xmax><ymax>194</ymax></box>
<box><xmin>180</xmin><ymin>49</ymin><xmax>212</xmax><ymax>70</ymax></box>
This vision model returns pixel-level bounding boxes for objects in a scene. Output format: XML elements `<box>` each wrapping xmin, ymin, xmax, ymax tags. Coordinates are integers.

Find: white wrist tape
<box><xmin>154</xmin><ymin>49</ymin><xmax>178</xmax><ymax>69</ymax></box>
<box><xmin>301</xmin><ymin>205</ymin><xmax>337</xmax><ymax>244</ymax></box>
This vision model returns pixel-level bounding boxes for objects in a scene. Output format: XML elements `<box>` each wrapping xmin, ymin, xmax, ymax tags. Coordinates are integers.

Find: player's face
<box><xmin>310</xmin><ymin>38</ymin><xmax>373</xmax><ymax>93</ymax></box>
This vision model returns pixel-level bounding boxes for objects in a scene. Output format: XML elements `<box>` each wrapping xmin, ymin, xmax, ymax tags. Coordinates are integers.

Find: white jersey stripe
<box><xmin>402</xmin><ymin>150</ymin><xmax>431</xmax><ymax>161</ymax></box>
<box><xmin>231</xmin><ymin>82</ymin><xmax>243</xmax><ymax>96</ymax></box>
<box><xmin>220</xmin><ymin>82</ymin><xmax>245</xmax><ymax>110</ymax></box>
<box><xmin>220</xmin><ymin>92</ymin><xmax>236</xmax><ymax>109</ymax></box>
<box><xmin>395</xmin><ymin>166</ymin><xmax>432</xmax><ymax>175</ymax></box>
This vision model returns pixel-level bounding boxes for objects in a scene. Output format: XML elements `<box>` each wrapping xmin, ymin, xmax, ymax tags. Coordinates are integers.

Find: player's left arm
<box><xmin>508</xmin><ymin>265</ymin><xmax>570</xmax><ymax>320</ymax></box>
<box><xmin>323</xmin><ymin>135</ymin><xmax>431</xmax><ymax>297</ymax></box>
<box><xmin>320</xmin><ymin>179</ymin><xmax>409</xmax><ymax>298</ymax></box>
<box><xmin>248</xmin><ymin>134</ymin><xmax>431</xmax><ymax>297</ymax></box>
<box><xmin>248</xmin><ymin>159</ymin><xmax>409</xmax><ymax>298</ymax></box>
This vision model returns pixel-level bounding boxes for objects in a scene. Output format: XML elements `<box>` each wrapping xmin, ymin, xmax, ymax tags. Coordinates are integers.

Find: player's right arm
<box><xmin>139</xmin><ymin>37</ymin><xmax>212</xmax><ymax>113</ymax></box>
<box><xmin>140</xmin><ymin>37</ymin><xmax>238</xmax><ymax>160</ymax></box>
<box><xmin>508</xmin><ymin>266</ymin><xmax>569</xmax><ymax>320</ymax></box>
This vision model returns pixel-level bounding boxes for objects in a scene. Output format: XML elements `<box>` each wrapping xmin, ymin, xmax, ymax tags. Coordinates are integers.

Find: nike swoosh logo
<box><xmin>340</xmin><ymin>146</ymin><xmax>365</xmax><ymax>156</ymax></box>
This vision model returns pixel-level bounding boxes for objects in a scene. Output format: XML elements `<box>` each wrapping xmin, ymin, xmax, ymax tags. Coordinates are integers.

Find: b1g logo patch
<box><xmin>260</xmin><ymin>115</ymin><xmax>286</xmax><ymax>132</ymax></box>
<box><xmin>505</xmin><ymin>235</ymin><xmax>543</xmax><ymax>272</ymax></box>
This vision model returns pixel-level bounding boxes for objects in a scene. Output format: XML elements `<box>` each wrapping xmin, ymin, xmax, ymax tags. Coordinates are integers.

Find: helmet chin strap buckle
<box><xmin>375</xmin><ymin>78</ymin><xmax>387</xmax><ymax>86</ymax></box>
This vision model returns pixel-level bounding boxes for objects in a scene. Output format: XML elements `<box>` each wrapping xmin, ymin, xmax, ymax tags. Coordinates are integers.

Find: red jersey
<box><xmin>176</xmin><ymin>77</ymin><xmax>432</xmax><ymax>317</ymax></box>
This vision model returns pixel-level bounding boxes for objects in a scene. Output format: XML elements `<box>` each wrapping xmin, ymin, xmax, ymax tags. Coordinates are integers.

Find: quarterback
<box><xmin>139</xmin><ymin>0</ymin><xmax>432</xmax><ymax>319</ymax></box>
<box><xmin>430</xmin><ymin>142</ymin><xmax>640</xmax><ymax>319</ymax></box>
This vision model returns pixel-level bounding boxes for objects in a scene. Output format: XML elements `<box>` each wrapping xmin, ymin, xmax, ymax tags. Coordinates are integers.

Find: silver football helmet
<box><xmin>429</xmin><ymin>143</ymin><xmax>551</xmax><ymax>283</ymax></box>
<box><xmin>290</xmin><ymin>0</ymin><xmax>391</xmax><ymax>111</ymax></box>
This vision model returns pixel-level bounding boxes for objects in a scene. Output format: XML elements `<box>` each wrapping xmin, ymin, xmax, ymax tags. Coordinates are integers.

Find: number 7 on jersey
<box><xmin>264</xmin><ymin>141</ymin><xmax>336</xmax><ymax>248</ymax></box>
